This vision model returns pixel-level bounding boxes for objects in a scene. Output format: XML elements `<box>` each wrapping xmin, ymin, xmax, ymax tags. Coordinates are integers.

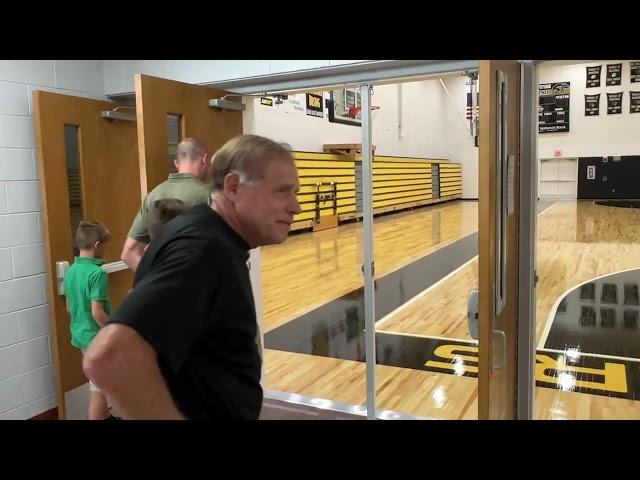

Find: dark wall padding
<box><xmin>578</xmin><ymin>156</ymin><xmax>640</xmax><ymax>199</ymax></box>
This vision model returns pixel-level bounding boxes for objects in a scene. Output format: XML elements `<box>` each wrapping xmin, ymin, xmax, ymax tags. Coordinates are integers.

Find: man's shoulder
<box><xmin>145</xmin><ymin>179</ymin><xmax>174</xmax><ymax>200</ymax></box>
<box><xmin>182</xmin><ymin>178</ymin><xmax>212</xmax><ymax>202</ymax></box>
<box><xmin>171</xmin><ymin>221</ymin><xmax>232</xmax><ymax>255</ymax></box>
<box><xmin>152</xmin><ymin>211</ymin><xmax>216</xmax><ymax>257</ymax></box>
<box><xmin>146</xmin><ymin>177</ymin><xmax>210</xmax><ymax>205</ymax></box>
<box><xmin>155</xmin><ymin>206</ymin><xmax>246</xmax><ymax>258</ymax></box>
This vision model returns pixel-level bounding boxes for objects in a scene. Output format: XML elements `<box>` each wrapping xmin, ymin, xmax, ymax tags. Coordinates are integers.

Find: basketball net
<box><xmin>347</xmin><ymin>106</ymin><xmax>380</xmax><ymax>118</ymax></box>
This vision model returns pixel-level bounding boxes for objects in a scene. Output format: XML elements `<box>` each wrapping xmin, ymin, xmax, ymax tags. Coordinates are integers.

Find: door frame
<box><xmin>33</xmin><ymin>91</ymin><xmax>141</xmax><ymax>419</ymax></box>
<box><xmin>360</xmin><ymin>63</ymin><xmax>537</xmax><ymax>419</ymax></box>
<box><xmin>227</xmin><ymin>60</ymin><xmax>538</xmax><ymax>419</ymax></box>
<box><xmin>518</xmin><ymin>61</ymin><xmax>538</xmax><ymax>419</ymax></box>
<box><xmin>107</xmin><ymin>61</ymin><xmax>540</xmax><ymax>419</ymax></box>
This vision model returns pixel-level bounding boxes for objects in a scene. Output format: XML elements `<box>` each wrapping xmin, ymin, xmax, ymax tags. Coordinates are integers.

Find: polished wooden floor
<box><xmin>261</xmin><ymin>200</ymin><xmax>478</xmax><ymax>332</ymax></box>
<box><xmin>261</xmin><ymin>200</ymin><xmax>640</xmax><ymax>419</ymax></box>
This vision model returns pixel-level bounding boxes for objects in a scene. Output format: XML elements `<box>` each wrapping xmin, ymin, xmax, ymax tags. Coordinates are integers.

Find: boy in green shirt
<box><xmin>64</xmin><ymin>220</ymin><xmax>112</xmax><ymax>420</ymax></box>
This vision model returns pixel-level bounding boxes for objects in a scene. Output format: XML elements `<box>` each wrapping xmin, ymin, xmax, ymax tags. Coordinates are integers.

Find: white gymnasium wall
<box><xmin>440</xmin><ymin>75</ymin><xmax>479</xmax><ymax>198</ymax></box>
<box><xmin>0</xmin><ymin>60</ymin><xmax>105</xmax><ymax>420</ymax></box>
<box><xmin>244</xmin><ymin>76</ymin><xmax>478</xmax><ymax>198</ymax></box>
<box><xmin>537</xmin><ymin>60</ymin><xmax>640</xmax><ymax>159</ymax></box>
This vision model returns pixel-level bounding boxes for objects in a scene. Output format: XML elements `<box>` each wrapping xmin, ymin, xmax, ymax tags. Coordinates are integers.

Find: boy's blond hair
<box><xmin>76</xmin><ymin>220</ymin><xmax>111</xmax><ymax>250</ymax></box>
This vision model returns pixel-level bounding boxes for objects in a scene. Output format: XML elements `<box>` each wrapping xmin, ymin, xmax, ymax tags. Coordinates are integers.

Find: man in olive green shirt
<box><xmin>121</xmin><ymin>138</ymin><xmax>212</xmax><ymax>272</ymax></box>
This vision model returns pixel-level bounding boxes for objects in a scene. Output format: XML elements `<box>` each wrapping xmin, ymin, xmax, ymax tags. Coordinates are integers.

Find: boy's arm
<box><xmin>91</xmin><ymin>300</ymin><xmax>109</xmax><ymax>327</ymax></box>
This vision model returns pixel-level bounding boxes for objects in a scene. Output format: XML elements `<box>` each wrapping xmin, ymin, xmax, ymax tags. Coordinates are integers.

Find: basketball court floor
<box><xmin>259</xmin><ymin>199</ymin><xmax>640</xmax><ymax>419</ymax></box>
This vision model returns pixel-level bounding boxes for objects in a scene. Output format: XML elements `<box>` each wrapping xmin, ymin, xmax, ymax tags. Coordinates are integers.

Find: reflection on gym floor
<box><xmin>262</xmin><ymin>200</ymin><xmax>640</xmax><ymax>419</ymax></box>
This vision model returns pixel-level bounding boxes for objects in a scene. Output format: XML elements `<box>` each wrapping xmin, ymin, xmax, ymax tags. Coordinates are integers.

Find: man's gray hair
<box><xmin>210</xmin><ymin>134</ymin><xmax>293</xmax><ymax>192</ymax></box>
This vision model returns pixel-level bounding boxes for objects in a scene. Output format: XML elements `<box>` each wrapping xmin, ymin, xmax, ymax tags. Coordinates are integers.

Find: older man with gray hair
<box><xmin>84</xmin><ymin>134</ymin><xmax>301</xmax><ymax>420</ymax></box>
<box><xmin>121</xmin><ymin>137</ymin><xmax>211</xmax><ymax>272</ymax></box>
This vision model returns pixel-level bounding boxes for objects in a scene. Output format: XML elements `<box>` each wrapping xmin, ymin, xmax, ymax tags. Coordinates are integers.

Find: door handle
<box><xmin>56</xmin><ymin>260</ymin><xmax>70</xmax><ymax>295</ymax></box>
<box><xmin>492</xmin><ymin>330</ymin><xmax>507</xmax><ymax>371</ymax></box>
<box><xmin>467</xmin><ymin>289</ymin><xmax>479</xmax><ymax>340</ymax></box>
<box><xmin>491</xmin><ymin>70</ymin><xmax>509</xmax><ymax>373</ymax></box>
<box><xmin>101</xmin><ymin>261</ymin><xmax>128</xmax><ymax>274</ymax></box>
<box><xmin>495</xmin><ymin>70</ymin><xmax>508</xmax><ymax>319</ymax></box>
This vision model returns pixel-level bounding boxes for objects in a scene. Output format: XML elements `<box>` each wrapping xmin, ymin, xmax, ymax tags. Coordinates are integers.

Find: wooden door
<box><xmin>478</xmin><ymin>61</ymin><xmax>521</xmax><ymax>419</ymax></box>
<box><xmin>34</xmin><ymin>91</ymin><xmax>140</xmax><ymax>419</ymax></box>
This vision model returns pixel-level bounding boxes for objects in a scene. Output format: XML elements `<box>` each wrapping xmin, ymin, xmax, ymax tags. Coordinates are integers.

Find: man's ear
<box><xmin>223</xmin><ymin>172</ymin><xmax>241</xmax><ymax>200</ymax></box>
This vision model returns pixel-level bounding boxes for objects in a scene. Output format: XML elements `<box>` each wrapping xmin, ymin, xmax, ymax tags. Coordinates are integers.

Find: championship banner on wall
<box><xmin>538</xmin><ymin>82</ymin><xmax>570</xmax><ymax>133</ymax></box>
<box><xmin>607</xmin><ymin>92</ymin><xmax>623</xmax><ymax>114</ymax></box>
<box><xmin>631</xmin><ymin>62</ymin><xmax>640</xmax><ymax>83</ymax></box>
<box><xmin>586</xmin><ymin>65</ymin><xmax>602</xmax><ymax>88</ymax></box>
<box><xmin>630</xmin><ymin>91</ymin><xmax>640</xmax><ymax>113</ymax></box>
<box><xmin>606</xmin><ymin>63</ymin><xmax>622</xmax><ymax>86</ymax></box>
<box><xmin>585</xmin><ymin>94</ymin><xmax>600</xmax><ymax>116</ymax></box>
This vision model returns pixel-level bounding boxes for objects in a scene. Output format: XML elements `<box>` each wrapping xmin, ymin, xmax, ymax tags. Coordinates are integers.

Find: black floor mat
<box><xmin>594</xmin><ymin>200</ymin><xmax>640</xmax><ymax>208</ymax></box>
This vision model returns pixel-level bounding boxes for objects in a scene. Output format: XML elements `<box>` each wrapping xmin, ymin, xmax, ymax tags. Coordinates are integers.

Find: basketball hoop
<box><xmin>347</xmin><ymin>106</ymin><xmax>361</xmax><ymax>118</ymax></box>
<box><xmin>347</xmin><ymin>105</ymin><xmax>380</xmax><ymax>118</ymax></box>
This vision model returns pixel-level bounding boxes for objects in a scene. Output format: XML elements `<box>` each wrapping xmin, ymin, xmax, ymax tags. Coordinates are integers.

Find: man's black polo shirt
<box><xmin>110</xmin><ymin>204</ymin><xmax>262</xmax><ymax>419</ymax></box>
